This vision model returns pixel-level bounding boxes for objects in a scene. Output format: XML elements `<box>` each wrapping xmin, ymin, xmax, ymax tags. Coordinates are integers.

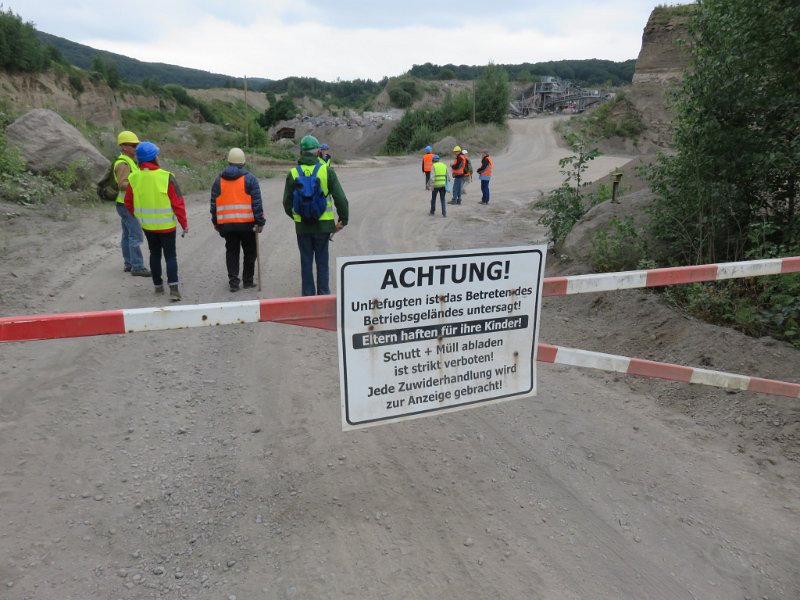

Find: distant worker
<box><xmin>448</xmin><ymin>145</ymin><xmax>467</xmax><ymax>205</ymax></box>
<box><xmin>283</xmin><ymin>134</ymin><xmax>349</xmax><ymax>296</ymax></box>
<box><xmin>125</xmin><ymin>141</ymin><xmax>189</xmax><ymax>301</ymax></box>
<box><xmin>114</xmin><ymin>131</ymin><xmax>150</xmax><ymax>278</ymax></box>
<box><xmin>210</xmin><ymin>147</ymin><xmax>265</xmax><ymax>292</ymax></box>
<box><xmin>429</xmin><ymin>154</ymin><xmax>449</xmax><ymax>218</ymax></box>
<box><xmin>318</xmin><ymin>143</ymin><xmax>332</xmax><ymax>165</ymax></box>
<box><xmin>477</xmin><ymin>149</ymin><xmax>493</xmax><ymax>204</ymax></box>
<box><xmin>461</xmin><ymin>149</ymin><xmax>473</xmax><ymax>195</ymax></box>
<box><xmin>422</xmin><ymin>145</ymin><xmax>435</xmax><ymax>190</ymax></box>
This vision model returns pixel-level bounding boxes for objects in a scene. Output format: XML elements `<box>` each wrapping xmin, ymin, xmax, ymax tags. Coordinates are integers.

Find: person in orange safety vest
<box><xmin>422</xmin><ymin>145</ymin><xmax>435</xmax><ymax>190</ymax></box>
<box><xmin>210</xmin><ymin>147</ymin><xmax>266</xmax><ymax>292</ymax></box>
<box><xmin>476</xmin><ymin>149</ymin><xmax>493</xmax><ymax>204</ymax></box>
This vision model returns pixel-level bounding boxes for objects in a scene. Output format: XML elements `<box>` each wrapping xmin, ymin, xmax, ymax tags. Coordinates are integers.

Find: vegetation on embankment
<box><xmin>536</xmin><ymin>0</ymin><xmax>800</xmax><ymax>347</ymax></box>
<box><xmin>384</xmin><ymin>64</ymin><xmax>511</xmax><ymax>154</ymax></box>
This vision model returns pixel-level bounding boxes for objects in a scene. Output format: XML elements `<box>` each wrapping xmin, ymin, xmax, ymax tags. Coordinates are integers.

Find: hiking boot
<box><xmin>124</xmin><ymin>266</ymin><xmax>132</xmax><ymax>273</ymax></box>
<box><xmin>447</xmin><ymin>200</ymin><xmax>457</xmax><ymax>205</ymax></box>
<box><xmin>243</xmin><ymin>281</ymin><xmax>256</xmax><ymax>289</ymax></box>
<box><xmin>229</xmin><ymin>284</ymin><xmax>239</xmax><ymax>292</ymax></box>
<box><xmin>169</xmin><ymin>284</ymin><xmax>181</xmax><ymax>302</ymax></box>
<box><xmin>131</xmin><ymin>267</ymin><xmax>151</xmax><ymax>277</ymax></box>
<box><xmin>154</xmin><ymin>285</ymin><xmax>164</xmax><ymax>294</ymax></box>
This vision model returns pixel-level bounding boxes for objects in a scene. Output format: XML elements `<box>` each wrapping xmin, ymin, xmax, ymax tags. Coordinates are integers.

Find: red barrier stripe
<box><xmin>542</xmin><ymin>278</ymin><xmax>568</xmax><ymax>297</ymax></box>
<box><xmin>259</xmin><ymin>296</ymin><xmax>336</xmax><ymax>331</ymax></box>
<box><xmin>536</xmin><ymin>343</ymin><xmax>559</xmax><ymax>363</ymax></box>
<box><xmin>627</xmin><ymin>358</ymin><xmax>694</xmax><ymax>382</ymax></box>
<box><xmin>748</xmin><ymin>377</ymin><xmax>800</xmax><ymax>398</ymax></box>
<box><xmin>781</xmin><ymin>256</ymin><xmax>800</xmax><ymax>274</ymax></box>
<box><xmin>0</xmin><ymin>310</ymin><xmax>125</xmax><ymax>342</ymax></box>
<box><xmin>646</xmin><ymin>265</ymin><xmax>719</xmax><ymax>288</ymax></box>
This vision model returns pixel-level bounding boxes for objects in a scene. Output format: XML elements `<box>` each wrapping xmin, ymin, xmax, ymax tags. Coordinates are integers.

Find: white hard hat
<box><xmin>462</xmin><ymin>149</ymin><xmax>468</xmax><ymax>155</ymax></box>
<box><xmin>227</xmin><ymin>147</ymin><xmax>246</xmax><ymax>165</ymax></box>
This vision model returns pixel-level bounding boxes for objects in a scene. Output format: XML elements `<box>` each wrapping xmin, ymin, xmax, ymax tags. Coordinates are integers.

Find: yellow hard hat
<box><xmin>453</xmin><ymin>145</ymin><xmax>462</xmax><ymax>152</ymax></box>
<box><xmin>117</xmin><ymin>130</ymin><xmax>140</xmax><ymax>145</ymax></box>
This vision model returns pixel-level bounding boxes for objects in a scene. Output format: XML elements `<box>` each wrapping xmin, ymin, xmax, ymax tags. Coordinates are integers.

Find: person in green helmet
<box><xmin>282</xmin><ymin>134</ymin><xmax>349</xmax><ymax>296</ymax></box>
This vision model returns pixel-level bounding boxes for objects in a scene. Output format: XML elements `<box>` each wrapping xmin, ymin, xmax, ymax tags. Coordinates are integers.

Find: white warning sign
<box><xmin>337</xmin><ymin>246</ymin><xmax>546</xmax><ymax>430</ymax></box>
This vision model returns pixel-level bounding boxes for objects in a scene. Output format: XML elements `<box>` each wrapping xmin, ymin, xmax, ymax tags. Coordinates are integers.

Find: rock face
<box><xmin>0</xmin><ymin>71</ymin><xmax>176</xmax><ymax>129</ymax></box>
<box><xmin>627</xmin><ymin>8</ymin><xmax>693</xmax><ymax>149</ymax></box>
<box><xmin>273</xmin><ymin>110</ymin><xmax>404</xmax><ymax>159</ymax></box>
<box><xmin>6</xmin><ymin>108</ymin><xmax>110</xmax><ymax>182</ymax></box>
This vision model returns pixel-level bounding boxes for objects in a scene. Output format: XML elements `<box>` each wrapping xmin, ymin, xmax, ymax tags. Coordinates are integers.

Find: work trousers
<box><xmin>144</xmin><ymin>230</ymin><xmax>178</xmax><ymax>286</ymax></box>
<box><xmin>430</xmin><ymin>187</ymin><xmax>446</xmax><ymax>216</ymax></box>
<box><xmin>224</xmin><ymin>230</ymin><xmax>257</xmax><ymax>286</ymax></box>
<box><xmin>296</xmin><ymin>232</ymin><xmax>330</xmax><ymax>296</ymax></box>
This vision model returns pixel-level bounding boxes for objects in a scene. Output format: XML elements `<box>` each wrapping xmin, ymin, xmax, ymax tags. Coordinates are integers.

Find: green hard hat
<box><xmin>299</xmin><ymin>135</ymin><xmax>320</xmax><ymax>151</ymax></box>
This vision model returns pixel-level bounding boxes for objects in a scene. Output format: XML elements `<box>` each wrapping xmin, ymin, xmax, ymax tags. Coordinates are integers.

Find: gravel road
<box><xmin>1</xmin><ymin>117</ymin><xmax>798</xmax><ymax>600</ymax></box>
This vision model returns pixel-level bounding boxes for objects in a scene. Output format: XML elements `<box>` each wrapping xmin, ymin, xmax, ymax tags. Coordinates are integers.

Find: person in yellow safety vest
<box><xmin>318</xmin><ymin>143</ymin><xmax>332</xmax><ymax>166</ymax></box>
<box><xmin>449</xmin><ymin>145</ymin><xmax>467</xmax><ymax>205</ymax></box>
<box><xmin>422</xmin><ymin>145</ymin><xmax>435</xmax><ymax>190</ymax></box>
<box><xmin>125</xmin><ymin>141</ymin><xmax>189</xmax><ymax>302</ymax></box>
<box><xmin>282</xmin><ymin>134</ymin><xmax>349</xmax><ymax>296</ymax></box>
<box><xmin>210</xmin><ymin>147</ymin><xmax>266</xmax><ymax>292</ymax></box>
<box><xmin>429</xmin><ymin>154</ymin><xmax>449</xmax><ymax>217</ymax></box>
<box><xmin>114</xmin><ymin>131</ymin><xmax>150</xmax><ymax>278</ymax></box>
<box><xmin>477</xmin><ymin>149</ymin><xmax>494</xmax><ymax>204</ymax></box>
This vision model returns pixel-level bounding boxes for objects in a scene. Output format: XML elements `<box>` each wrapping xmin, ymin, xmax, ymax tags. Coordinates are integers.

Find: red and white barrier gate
<box><xmin>1</xmin><ymin>257</ymin><xmax>798</xmax><ymax>399</ymax></box>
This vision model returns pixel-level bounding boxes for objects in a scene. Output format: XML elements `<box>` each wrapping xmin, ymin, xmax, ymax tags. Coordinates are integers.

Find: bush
<box><xmin>662</xmin><ymin>274</ymin><xmax>800</xmax><ymax>349</ymax></box>
<box><xmin>591</xmin><ymin>216</ymin><xmax>648</xmax><ymax>272</ymax></box>
<box><xmin>46</xmin><ymin>159</ymin><xmax>88</xmax><ymax>190</ymax></box>
<box><xmin>0</xmin><ymin>131</ymin><xmax>25</xmax><ymax>179</ymax></box>
<box><xmin>535</xmin><ymin>185</ymin><xmax>585</xmax><ymax>247</ymax></box>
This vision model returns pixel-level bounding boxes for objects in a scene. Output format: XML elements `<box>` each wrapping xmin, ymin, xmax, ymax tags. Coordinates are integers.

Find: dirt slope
<box><xmin>0</xmin><ymin>117</ymin><xmax>798</xmax><ymax>600</ymax></box>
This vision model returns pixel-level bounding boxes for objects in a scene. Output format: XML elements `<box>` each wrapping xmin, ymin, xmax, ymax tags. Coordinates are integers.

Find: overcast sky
<box><xmin>15</xmin><ymin>1</ymin><xmax>693</xmax><ymax>81</ymax></box>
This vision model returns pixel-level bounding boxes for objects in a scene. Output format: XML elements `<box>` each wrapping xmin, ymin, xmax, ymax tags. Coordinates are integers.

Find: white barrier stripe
<box><xmin>690</xmin><ymin>368</ymin><xmax>751</xmax><ymax>391</ymax></box>
<box><xmin>545</xmin><ymin>344</ymin><xmax>799</xmax><ymax>399</ymax></box>
<box><xmin>552</xmin><ymin>346</ymin><xmax>631</xmax><ymax>373</ymax></box>
<box><xmin>550</xmin><ymin>256</ymin><xmax>799</xmax><ymax>296</ymax></box>
<box><xmin>122</xmin><ymin>301</ymin><xmax>262</xmax><ymax>333</ymax></box>
<box><xmin>566</xmin><ymin>271</ymin><xmax>647</xmax><ymax>294</ymax></box>
<box><xmin>716</xmin><ymin>258</ymin><xmax>783</xmax><ymax>280</ymax></box>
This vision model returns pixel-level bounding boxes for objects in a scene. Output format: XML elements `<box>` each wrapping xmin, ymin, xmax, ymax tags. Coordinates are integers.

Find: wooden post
<box><xmin>244</xmin><ymin>75</ymin><xmax>249</xmax><ymax>148</ymax></box>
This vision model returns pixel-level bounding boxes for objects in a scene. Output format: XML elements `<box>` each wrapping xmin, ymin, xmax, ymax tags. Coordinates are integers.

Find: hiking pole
<box><xmin>254</xmin><ymin>225</ymin><xmax>262</xmax><ymax>292</ymax></box>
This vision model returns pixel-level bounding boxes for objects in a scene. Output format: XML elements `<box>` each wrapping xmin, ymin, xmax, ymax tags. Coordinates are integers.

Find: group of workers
<box><xmin>112</xmin><ymin>131</ymin><xmax>347</xmax><ymax>301</ymax></box>
<box><xmin>421</xmin><ymin>145</ymin><xmax>493</xmax><ymax>217</ymax></box>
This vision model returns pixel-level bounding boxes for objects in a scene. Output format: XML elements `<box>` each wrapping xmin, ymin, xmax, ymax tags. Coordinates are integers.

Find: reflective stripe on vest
<box><xmin>216</xmin><ymin>177</ymin><xmax>254</xmax><ymax>225</ymax></box>
<box><xmin>432</xmin><ymin>162</ymin><xmax>447</xmax><ymax>187</ymax></box>
<box><xmin>422</xmin><ymin>153</ymin><xmax>434</xmax><ymax>172</ymax></box>
<box><xmin>291</xmin><ymin>163</ymin><xmax>334</xmax><ymax>223</ymax></box>
<box><xmin>481</xmin><ymin>156</ymin><xmax>493</xmax><ymax>177</ymax></box>
<box><xmin>129</xmin><ymin>169</ymin><xmax>177</xmax><ymax>231</ymax></box>
<box><xmin>451</xmin><ymin>154</ymin><xmax>465</xmax><ymax>176</ymax></box>
<box><xmin>114</xmin><ymin>154</ymin><xmax>138</xmax><ymax>203</ymax></box>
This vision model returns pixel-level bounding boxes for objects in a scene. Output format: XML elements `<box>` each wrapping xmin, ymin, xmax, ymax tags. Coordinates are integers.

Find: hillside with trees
<box><xmin>35</xmin><ymin>31</ymin><xmax>269</xmax><ymax>90</ymax></box>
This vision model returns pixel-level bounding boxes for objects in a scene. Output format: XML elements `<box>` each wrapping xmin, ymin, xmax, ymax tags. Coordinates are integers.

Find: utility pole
<box><xmin>472</xmin><ymin>78</ymin><xmax>476</xmax><ymax>126</ymax></box>
<box><xmin>244</xmin><ymin>75</ymin><xmax>249</xmax><ymax>148</ymax></box>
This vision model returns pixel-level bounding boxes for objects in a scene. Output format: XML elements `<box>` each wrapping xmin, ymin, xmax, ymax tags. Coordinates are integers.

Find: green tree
<box><xmin>645</xmin><ymin>0</ymin><xmax>800</xmax><ymax>265</ymax></box>
<box><xmin>535</xmin><ymin>130</ymin><xmax>601</xmax><ymax>246</ymax></box>
<box><xmin>257</xmin><ymin>96</ymin><xmax>298</xmax><ymax>129</ymax></box>
<box><xmin>475</xmin><ymin>63</ymin><xmax>511</xmax><ymax>125</ymax></box>
<box><xmin>0</xmin><ymin>9</ymin><xmax>47</xmax><ymax>71</ymax></box>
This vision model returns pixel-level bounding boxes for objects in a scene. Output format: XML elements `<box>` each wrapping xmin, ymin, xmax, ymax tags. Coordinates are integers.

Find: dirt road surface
<box><xmin>1</xmin><ymin>117</ymin><xmax>799</xmax><ymax>600</ymax></box>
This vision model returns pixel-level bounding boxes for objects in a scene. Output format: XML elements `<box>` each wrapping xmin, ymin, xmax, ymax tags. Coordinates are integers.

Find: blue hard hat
<box><xmin>320</xmin><ymin>143</ymin><xmax>329</xmax><ymax>151</ymax></box>
<box><xmin>433</xmin><ymin>154</ymin><xmax>440</xmax><ymax>160</ymax></box>
<box><xmin>425</xmin><ymin>145</ymin><xmax>432</xmax><ymax>152</ymax></box>
<box><xmin>136</xmin><ymin>141</ymin><xmax>159</xmax><ymax>163</ymax></box>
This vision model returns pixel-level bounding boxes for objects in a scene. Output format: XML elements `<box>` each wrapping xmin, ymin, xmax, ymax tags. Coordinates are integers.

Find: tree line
<box><xmin>409</xmin><ymin>59</ymin><xmax>636</xmax><ymax>87</ymax></box>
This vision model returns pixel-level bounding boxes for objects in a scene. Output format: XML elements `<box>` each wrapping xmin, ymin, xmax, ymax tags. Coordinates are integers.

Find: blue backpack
<box><xmin>292</xmin><ymin>162</ymin><xmax>327</xmax><ymax>223</ymax></box>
